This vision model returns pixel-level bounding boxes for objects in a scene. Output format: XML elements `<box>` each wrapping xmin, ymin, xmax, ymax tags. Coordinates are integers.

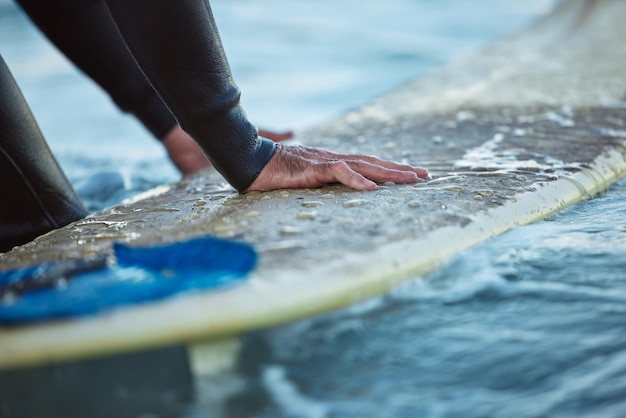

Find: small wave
<box><xmin>262</xmin><ymin>365</ymin><xmax>329</xmax><ymax>418</ymax></box>
<box><xmin>391</xmin><ymin>257</ymin><xmax>626</xmax><ymax>306</ymax></box>
<box><xmin>389</xmin><ymin>261</ymin><xmax>509</xmax><ymax>305</ymax></box>
<box><xmin>72</xmin><ymin>169</ymin><xmax>174</xmax><ymax>212</ymax></box>
<box><xmin>390</xmin><ymin>218</ymin><xmax>626</xmax><ymax>306</ymax></box>
<box><xmin>74</xmin><ymin>171</ymin><xmax>127</xmax><ymax>204</ymax></box>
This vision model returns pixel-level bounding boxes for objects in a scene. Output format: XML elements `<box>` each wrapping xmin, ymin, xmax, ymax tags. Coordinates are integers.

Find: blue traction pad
<box><xmin>0</xmin><ymin>236</ymin><xmax>256</xmax><ymax>325</ymax></box>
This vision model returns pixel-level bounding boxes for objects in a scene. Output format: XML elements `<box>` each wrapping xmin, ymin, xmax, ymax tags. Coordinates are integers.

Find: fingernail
<box><xmin>405</xmin><ymin>171</ymin><xmax>418</xmax><ymax>181</ymax></box>
<box><xmin>365</xmin><ymin>179</ymin><xmax>377</xmax><ymax>190</ymax></box>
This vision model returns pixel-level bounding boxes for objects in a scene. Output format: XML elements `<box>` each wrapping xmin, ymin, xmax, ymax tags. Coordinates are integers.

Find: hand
<box><xmin>247</xmin><ymin>144</ymin><xmax>429</xmax><ymax>191</ymax></box>
<box><xmin>258</xmin><ymin>128</ymin><xmax>294</xmax><ymax>142</ymax></box>
<box><xmin>163</xmin><ymin>126</ymin><xmax>211</xmax><ymax>175</ymax></box>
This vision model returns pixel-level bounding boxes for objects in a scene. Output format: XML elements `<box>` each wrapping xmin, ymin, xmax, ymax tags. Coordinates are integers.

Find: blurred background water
<box><xmin>1</xmin><ymin>0</ymin><xmax>625</xmax><ymax>417</ymax></box>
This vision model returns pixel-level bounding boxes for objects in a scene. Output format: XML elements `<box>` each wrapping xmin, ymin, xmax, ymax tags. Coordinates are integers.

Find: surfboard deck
<box><xmin>1</xmin><ymin>0</ymin><xmax>626</xmax><ymax>372</ymax></box>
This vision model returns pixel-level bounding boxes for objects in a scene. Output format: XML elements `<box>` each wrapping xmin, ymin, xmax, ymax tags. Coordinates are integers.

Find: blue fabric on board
<box><xmin>0</xmin><ymin>236</ymin><xmax>256</xmax><ymax>324</ymax></box>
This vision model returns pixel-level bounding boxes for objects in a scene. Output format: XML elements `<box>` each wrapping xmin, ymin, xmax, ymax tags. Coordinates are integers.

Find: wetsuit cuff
<box><xmin>180</xmin><ymin>101</ymin><xmax>275</xmax><ymax>192</ymax></box>
<box><xmin>216</xmin><ymin>135</ymin><xmax>276</xmax><ymax>193</ymax></box>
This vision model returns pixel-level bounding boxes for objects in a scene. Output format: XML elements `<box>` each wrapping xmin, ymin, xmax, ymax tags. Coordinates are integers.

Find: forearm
<box><xmin>103</xmin><ymin>0</ymin><xmax>275</xmax><ymax>191</ymax></box>
<box><xmin>17</xmin><ymin>0</ymin><xmax>177</xmax><ymax>140</ymax></box>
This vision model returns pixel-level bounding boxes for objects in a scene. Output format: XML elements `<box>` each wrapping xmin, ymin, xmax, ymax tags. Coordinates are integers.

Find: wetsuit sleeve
<box><xmin>103</xmin><ymin>0</ymin><xmax>276</xmax><ymax>192</ymax></box>
<box><xmin>16</xmin><ymin>0</ymin><xmax>177</xmax><ymax>141</ymax></box>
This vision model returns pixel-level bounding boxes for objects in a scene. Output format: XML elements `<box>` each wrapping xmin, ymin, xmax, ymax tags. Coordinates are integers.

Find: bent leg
<box><xmin>16</xmin><ymin>0</ymin><xmax>216</xmax><ymax>174</ymax></box>
<box><xmin>0</xmin><ymin>56</ymin><xmax>87</xmax><ymax>253</ymax></box>
<box><xmin>16</xmin><ymin>0</ymin><xmax>177</xmax><ymax>140</ymax></box>
<box><xmin>16</xmin><ymin>0</ymin><xmax>293</xmax><ymax>176</ymax></box>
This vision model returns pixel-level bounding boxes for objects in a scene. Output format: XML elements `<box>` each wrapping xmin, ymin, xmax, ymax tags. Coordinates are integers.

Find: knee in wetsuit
<box><xmin>0</xmin><ymin>56</ymin><xmax>87</xmax><ymax>253</ymax></box>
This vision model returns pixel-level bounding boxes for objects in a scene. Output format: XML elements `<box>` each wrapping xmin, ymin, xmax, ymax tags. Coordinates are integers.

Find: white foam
<box><xmin>262</xmin><ymin>365</ymin><xmax>329</xmax><ymax>418</ymax></box>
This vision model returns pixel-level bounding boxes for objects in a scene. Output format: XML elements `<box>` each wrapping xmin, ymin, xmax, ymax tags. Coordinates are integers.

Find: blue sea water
<box><xmin>1</xmin><ymin>0</ymin><xmax>625</xmax><ymax>417</ymax></box>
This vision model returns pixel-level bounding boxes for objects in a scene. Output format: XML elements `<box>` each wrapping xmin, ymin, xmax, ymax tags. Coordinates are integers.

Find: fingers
<box><xmin>357</xmin><ymin>155</ymin><xmax>429</xmax><ymax>179</ymax></box>
<box><xmin>344</xmin><ymin>160</ymin><xmax>419</xmax><ymax>184</ymax></box>
<box><xmin>305</xmin><ymin>160</ymin><xmax>419</xmax><ymax>191</ymax></box>
<box><xmin>291</xmin><ymin>146</ymin><xmax>429</xmax><ymax>179</ymax></box>
<box><xmin>258</xmin><ymin>129</ymin><xmax>294</xmax><ymax>142</ymax></box>
<box><xmin>246</xmin><ymin>144</ymin><xmax>429</xmax><ymax>192</ymax></box>
<box><xmin>310</xmin><ymin>161</ymin><xmax>377</xmax><ymax>191</ymax></box>
<box><xmin>345</xmin><ymin>155</ymin><xmax>429</xmax><ymax>180</ymax></box>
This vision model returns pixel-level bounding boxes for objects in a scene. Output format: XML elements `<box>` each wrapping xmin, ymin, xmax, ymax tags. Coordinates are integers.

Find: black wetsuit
<box><xmin>0</xmin><ymin>56</ymin><xmax>88</xmax><ymax>253</ymax></box>
<box><xmin>0</xmin><ymin>0</ymin><xmax>276</xmax><ymax>253</ymax></box>
<box><xmin>16</xmin><ymin>0</ymin><xmax>177</xmax><ymax>140</ymax></box>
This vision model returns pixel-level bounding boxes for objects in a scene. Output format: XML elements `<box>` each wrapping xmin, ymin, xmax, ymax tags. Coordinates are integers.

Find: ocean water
<box><xmin>220</xmin><ymin>175</ymin><xmax>626</xmax><ymax>418</ymax></box>
<box><xmin>1</xmin><ymin>0</ymin><xmax>625</xmax><ymax>417</ymax></box>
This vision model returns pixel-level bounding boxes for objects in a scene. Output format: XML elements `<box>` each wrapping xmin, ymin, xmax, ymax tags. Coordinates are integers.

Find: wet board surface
<box><xmin>1</xmin><ymin>0</ymin><xmax>626</xmax><ymax>371</ymax></box>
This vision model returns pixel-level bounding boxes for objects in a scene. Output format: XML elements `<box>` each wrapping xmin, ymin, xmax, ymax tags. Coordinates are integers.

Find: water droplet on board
<box><xmin>434</xmin><ymin>201</ymin><xmax>447</xmax><ymax>210</ymax></box>
<box><xmin>208</xmin><ymin>195</ymin><xmax>227</xmax><ymax>201</ymax></box>
<box><xmin>280</xmin><ymin>225</ymin><xmax>304</xmax><ymax>236</ymax></box>
<box><xmin>300</xmin><ymin>201</ymin><xmax>324</xmax><ymax>208</ymax></box>
<box><xmin>194</xmin><ymin>200</ymin><xmax>207</xmax><ymax>207</ymax></box>
<box><xmin>213</xmin><ymin>223</ymin><xmax>237</xmax><ymax>234</ymax></box>
<box><xmin>151</xmin><ymin>207</ymin><xmax>181</xmax><ymax>213</ymax></box>
<box><xmin>378</xmin><ymin>189</ymin><xmax>392</xmax><ymax>196</ymax></box>
<box><xmin>473</xmin><ymin>189</ymin><xmax>494</xmax><ymax>197</ymax></box>
<box><xmin>515</xmin><ymin>175</ymin><xmax>527</xmax><ymax>182</ymax></box>
<box><xmin>279</xmin><ymin>192</ymin><xmax>290</xmax><ymax>199</ymax></box>
<box><xmin>343</xmin><ymin>199</ymin><xmax>367</xmax><ymax>208</ymax></box>
<box><xmin>407</xmin><ymin>200</ymin><xmax>421</xmax><ymax>208</ymax></box>
<box><xmin>296</xmin><ymin>211</ymin><xmax>318</xmax><ymax>220</ymax></box>
<box><xmin>320</xmin><ymin>194</ymin><xmax>335</xmax><ymax>200</ymax></box>
<box><xmin>212</xmin><ymin>227</ymin><xmax>237</xmax><ymax>239</ymax></box>
<box><xmin>443</xmin><ymin>186</ymin><xmax>464</xmax><ymax>192</ymax></box>
<box><xmin>257</xmin><ymin>240</ymin><xmax>308</xmax><ymax>253</ymax></box>
<box><xmin>474</xmin><ymin>195</ymin><xmax>484</xmax><ymax>201</ymax></box>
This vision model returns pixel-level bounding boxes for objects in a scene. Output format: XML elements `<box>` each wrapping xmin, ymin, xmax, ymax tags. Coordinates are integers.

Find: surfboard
<box><xmin>1</xmin><ymin>0</ymin><xmax>626</xmax><ymax>373</ymax></box>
